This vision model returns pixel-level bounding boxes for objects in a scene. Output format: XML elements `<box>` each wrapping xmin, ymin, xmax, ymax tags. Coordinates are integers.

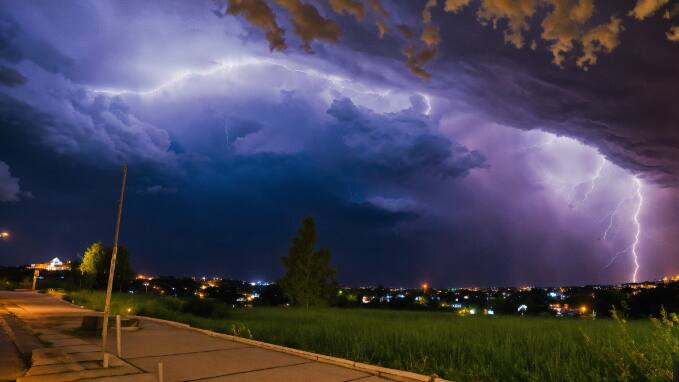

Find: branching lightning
<box><xmin>89</xmin><ymin>57</ymin><xmax>433</xmax><ymax>115</ymax></box>
<box><xmin>568</xmin><ymin>156</ymin><xmax>605</xmax><ymax>208</ymax></box>
<box><xmin>631</xmin><ymin>177</ymin><xmax>643</xmax><ymax>282</ymax></box>
<box><xmin>581</xmin><ymin>158</ymin><xmax>606</xmax><ymax>203</ymax></box>
<box><xmin>603</xmin><ymin>248</ymin><xmax>629</xmax><ymax>270</ymax></box>
<box><xmin>601</xmin><ymin>199</ymin><xmax>625</xmax><ymax>241</ymax></box>
<box><xmin>597</xmin><ymin>176</ymin><xmax>643</xmax><ymax>282</ymax></box>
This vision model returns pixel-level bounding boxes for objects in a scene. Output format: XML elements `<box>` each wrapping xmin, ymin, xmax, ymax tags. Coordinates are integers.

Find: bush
<box><xmin>181</xmin><ymin>297</ymin><xmax>216</xmax><ymax>317</ymax></box>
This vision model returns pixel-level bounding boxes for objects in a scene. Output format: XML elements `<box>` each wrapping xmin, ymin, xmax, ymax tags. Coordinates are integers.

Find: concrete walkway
<box><xmin>0</xmin><ymin>291</ymin><xmax>445</xmax><ymax>382</ymax></box>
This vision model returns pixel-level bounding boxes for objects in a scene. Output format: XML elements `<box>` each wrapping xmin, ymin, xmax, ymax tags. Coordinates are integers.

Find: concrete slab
<box><xmin>0</xmin><ymin>326</ymin><xmax>25</xmax><ymax>381</ymax></box>
<box><xmin>0</xmin><ymin>313</ymin><xmax>43</xmax><ymax>357</ymax></box>
<box><xmin>38</xmin><ymin>334</ymin><xmax>75</xmax><ymax>341</ymax></box>
<box><xmin>48</xmin><ymin>344</ymin><xmax>101</xmax><ymax>353</ymax></box>
<box><xmin>17</xmin><ymin>364</ymin><xmax>140</xmax><ymax>382</ymax></box>
<box><xmin>48</xmin><ymin>338</ymin><xmax>90</xmax><ymax>347</ymax></box>
<box><xmin>78</xmin><ymin>373</ymin><xmax>157</xmax><ymax>382</ymax></box>
<box><xmin>78</xmin><ymin>374</ymin><xmax>158</xmax><ymax>382</ymax></box>
<box><xmin>87</xmin><ymin>320</ymin><xmax>251</xmax><ymax>359</ymax></box>
<box><xmin>198</xmin><ymin>362</ymin><xmax>371</xmax><ymax>382</ymax></box>
<box><xmin>128</xmin><ymin>347</ymin><xmax>310</xmax><ymax>382</ymax></box>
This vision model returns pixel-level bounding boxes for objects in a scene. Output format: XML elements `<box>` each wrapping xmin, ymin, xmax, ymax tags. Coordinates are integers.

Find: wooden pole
<box><xmin>116</xmin><ymin>315</ymin><xmax>122</xmax><ymax>357</ymax></box>
<box><xmin>32</xmin><ymin>269</ymin><xmax>39</xmax><ymax>290</ymax></box>
<box><xmin>158</xmin><ymin>362</ymin><xmax>164</xmax><ymax>382</ymax></box>
<box><xmin>101</xmin><ymin>164</ymin><xmax>128</xmax><ymax>365</ymax></box>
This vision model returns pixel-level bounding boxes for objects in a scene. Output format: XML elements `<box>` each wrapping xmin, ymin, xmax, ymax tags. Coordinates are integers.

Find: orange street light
<box><xmin>421</xmin><ymin>283</ymin><xmax>429</xmax><ymax>291</ymax></box>
<box><xmin>0</xmin><ymin>231</ymin><xmax>9</xmax><ymax>239</ymax></box>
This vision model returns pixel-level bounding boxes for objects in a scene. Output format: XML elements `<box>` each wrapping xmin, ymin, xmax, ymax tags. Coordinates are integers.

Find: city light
<box><xmin>0</xmin><ymin>231</ymin><xmax>9</xmax><ymax>239</ymax></box>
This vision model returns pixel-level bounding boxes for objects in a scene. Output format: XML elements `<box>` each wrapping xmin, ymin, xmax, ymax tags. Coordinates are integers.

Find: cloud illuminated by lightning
<box><xmin>566</xmin><ymin>155</ymin><xmax>606</xmax><ymax>208</ymax></box>
<box><xmin>89</xmin><ymin>56</ymin><xmax>433</xmax><ymax>115</ymax></box>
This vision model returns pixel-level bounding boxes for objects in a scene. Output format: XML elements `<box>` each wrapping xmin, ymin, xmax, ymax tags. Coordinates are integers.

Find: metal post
<box><xmin>116</xmin><ymin>315</ymin><xmax>122</xmax><ymax>357</ymax></box>
<box><xmin>101</xmin><ymin>164</ymin><xmax>128</xmax><ymax>362</ymax></box>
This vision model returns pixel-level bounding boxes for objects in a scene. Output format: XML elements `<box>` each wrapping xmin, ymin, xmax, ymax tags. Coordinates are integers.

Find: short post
<box><xmin>32</xmin><ymin>269</ymin><xmax>39</xmax><ymax>290</ymax></box>
<box><xmin>158</xmin><ymin>362</ymin><xmax>164</xmax><ymax>382</ymax></box>
<box><xmin>103</xmin><ymin>352</ymin><xmax>109</xmax><ymax>368</ymax></box>
<box><xmin>116</xmin><ymin>315</ymin><xmax>122</xmax><ymax>357</ymax></box>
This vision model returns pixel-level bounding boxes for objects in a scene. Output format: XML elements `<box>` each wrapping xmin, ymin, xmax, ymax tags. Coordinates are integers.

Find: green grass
<box><xmin>65</xmin><ymin>290</ymin><xmax>678</xmax><ymax>382</ymax></box>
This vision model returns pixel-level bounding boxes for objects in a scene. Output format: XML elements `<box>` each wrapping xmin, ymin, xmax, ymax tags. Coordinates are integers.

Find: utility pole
<box><xmin>101</xmin><ymin>164</ymin><xmax>128</xmax><ymax>365</ymax></box>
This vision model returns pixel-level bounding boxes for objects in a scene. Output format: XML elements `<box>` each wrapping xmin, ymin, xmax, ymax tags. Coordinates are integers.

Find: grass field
<box><xmin>64</xmin><ymin>290</ymin><xmax>677</xmax><ymax>382</ymax></box>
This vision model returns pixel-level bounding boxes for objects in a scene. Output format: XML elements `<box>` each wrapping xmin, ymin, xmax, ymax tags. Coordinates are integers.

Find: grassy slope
<box><xmin>65</xmin><ymin>290</ymin><xmax>674</xmax><ymax>382</ymax></box>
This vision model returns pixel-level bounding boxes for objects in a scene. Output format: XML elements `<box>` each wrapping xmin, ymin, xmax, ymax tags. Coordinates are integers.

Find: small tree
<box><xmin>81</xmin><ymin>242</ymin><xmax>105</xmax><ymax>288</ymax></box>
<box><xmin>80</xmin><ymin>241</ymin><xmax>134</xmax><ymax>290</ymax></box>
<box><xmin>279</xmin><ymin>217</ymin><xmax>337</xmax><ymax>309</ymax></box>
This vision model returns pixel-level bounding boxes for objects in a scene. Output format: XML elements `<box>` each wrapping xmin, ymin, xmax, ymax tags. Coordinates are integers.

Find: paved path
<box><xmin>0</xmin><ymin>318</ymin><xmax>25</xmax><ymax>381</ymax></box>
<box><xmin>0</xmin><ymin>291</ymin><xmax>443</xmax><ymax>382</ymax></box>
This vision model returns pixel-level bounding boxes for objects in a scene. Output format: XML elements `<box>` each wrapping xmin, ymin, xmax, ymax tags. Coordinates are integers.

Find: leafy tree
<box><xmin>80</xmin><ymin>241</ymin><xmax>134</xmax><ymax>290</ymax></box>
<box><xmin>279</xmin><ymin>217</ymin><xmax>337</xmax><ymax>309</ymax></box>
<box><xmin>81</xmin><ymin>242</ymin><xmax>105</xmax><ymax>288</ymax></box>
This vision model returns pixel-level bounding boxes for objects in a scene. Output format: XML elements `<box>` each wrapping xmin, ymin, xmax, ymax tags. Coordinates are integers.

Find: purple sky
<box><xmin>0</xmin><ymin>0</ymin><xmax>678</xmax><ymax>287</ymax></box>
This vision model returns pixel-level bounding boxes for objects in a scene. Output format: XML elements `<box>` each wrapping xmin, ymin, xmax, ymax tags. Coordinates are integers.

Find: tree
<box><xmin>80</xmin><ymin>241</ymin><xmax>134</xmax><ymax>290</ymax></box>
<box><xmin>279</xmin><ymin>217</ymin><xmax>337</xmax><ymax>309</ymax></box>
<box><xmin>81</xmin><ymin>242</ymin><xmax>105</xmax><ymax>288</ymax></box>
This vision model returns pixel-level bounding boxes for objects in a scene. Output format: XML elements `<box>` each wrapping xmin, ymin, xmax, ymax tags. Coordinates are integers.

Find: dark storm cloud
<box><xmin>326</xmin><ymin>97</ymin><xmax>486</xmax><ymax>178</ymax></box>
<box><xmin>1</xmin><ymin>0</ymin><xmax>678</xmax><ymax>285</ymax></box>
<box><xmin>0</xmin><ymin>16</ymin><xmax>72</xmax><ymax>74</ymax></box>
<box><xmin>427</xmin><ymin>16</ymin><xmax>679</xmax><ymax>186</ymax></box>
<box><xmin>213</xmin><ymin>0</ymin><xmax>677</xmax><ymax>186</ymax></box>
<box><xmin>0</xmin><ymin>161</ymin><xmax>21</xmax><ymax>202</ymax></box>
<box><xmin>0</xmin><ymin>69</ymin><xmax>173</xmax><ymax>165</ymax></box>
<box><xmin>0</xmin><ymin>65</ymin><xmax>25</xmax><ymax>87</ymax></box>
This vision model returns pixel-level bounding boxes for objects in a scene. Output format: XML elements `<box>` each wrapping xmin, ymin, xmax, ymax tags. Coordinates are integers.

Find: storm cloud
<box><xmin>0</xmin><ymin>0</ymin><xmax>677</xmax><ymax>286</ymax></box>
<box><xmin>0</xmin><ymin>161</ymin><xmax>20</xmax><ymax>202</ymax></box>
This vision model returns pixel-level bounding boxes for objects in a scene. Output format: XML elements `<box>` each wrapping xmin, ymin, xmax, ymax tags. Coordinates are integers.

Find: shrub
<box><xmin>181</xmin><ymin>297</ymin><xmax>216</xmax><ymax>317</ymax></box>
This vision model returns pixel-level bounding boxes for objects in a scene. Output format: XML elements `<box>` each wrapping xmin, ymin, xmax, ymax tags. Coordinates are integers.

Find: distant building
<box><xmin>28</xmin><ymin>257</ymin><xmax>72</xmax><ymax>271</ymax></box>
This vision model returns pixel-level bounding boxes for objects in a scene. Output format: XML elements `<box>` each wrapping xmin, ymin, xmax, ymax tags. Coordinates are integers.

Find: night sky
<box><xmin>1</xmin><ymin>0</ymin><xmax>678</xmax><ymax>287</ymax></box>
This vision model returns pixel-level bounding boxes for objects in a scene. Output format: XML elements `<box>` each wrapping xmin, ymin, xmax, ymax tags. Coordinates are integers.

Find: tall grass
<box><xmin>65</xmin><ymin>291</ymin><xmax>677</xmax><ymax>382</ymax></box>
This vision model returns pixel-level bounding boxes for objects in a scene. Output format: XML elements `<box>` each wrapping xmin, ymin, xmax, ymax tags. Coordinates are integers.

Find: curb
<box><xmin>48</xmin><ymin>293</ymin><xmax>450</xmax><ymax>382</ymax></box>
<box><xmin>131</xmin><ymin>315</ymin><xmax>450</xmax><ymax>382</ymax></box>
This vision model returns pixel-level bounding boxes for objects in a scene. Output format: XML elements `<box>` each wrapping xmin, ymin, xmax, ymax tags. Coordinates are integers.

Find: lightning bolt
<box><xmin>568</xmin><ymin>156</ymin><xmax>606</xmax><ymax>207</ymax></box>
<box><xmin>599</xmin><ymin>176</ymin><xmax>643</xmax><ymax>283</ymax></box>
<box><xmin>581</xmin><ymin>158</ymin><xmax>606</xmax><ymax>203</ymax></box>
<box><xmin>89</xmin><ymin>57</ymin><xmax>433</xmax><ymax>115</ymax></box>
<box><xmin>631</xmin><ymin>177</ymin><xmax>643</xmax><ymax>282</ymax></box>
<box><xmin>603</xmin><ymin>247</ymin><xmax>628</xmax><ymax>270</ymax></box>
<box><xmin>601</xmin><ymin>198</ymin><xmax>625</xmax><ymax>241</ymax></box>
